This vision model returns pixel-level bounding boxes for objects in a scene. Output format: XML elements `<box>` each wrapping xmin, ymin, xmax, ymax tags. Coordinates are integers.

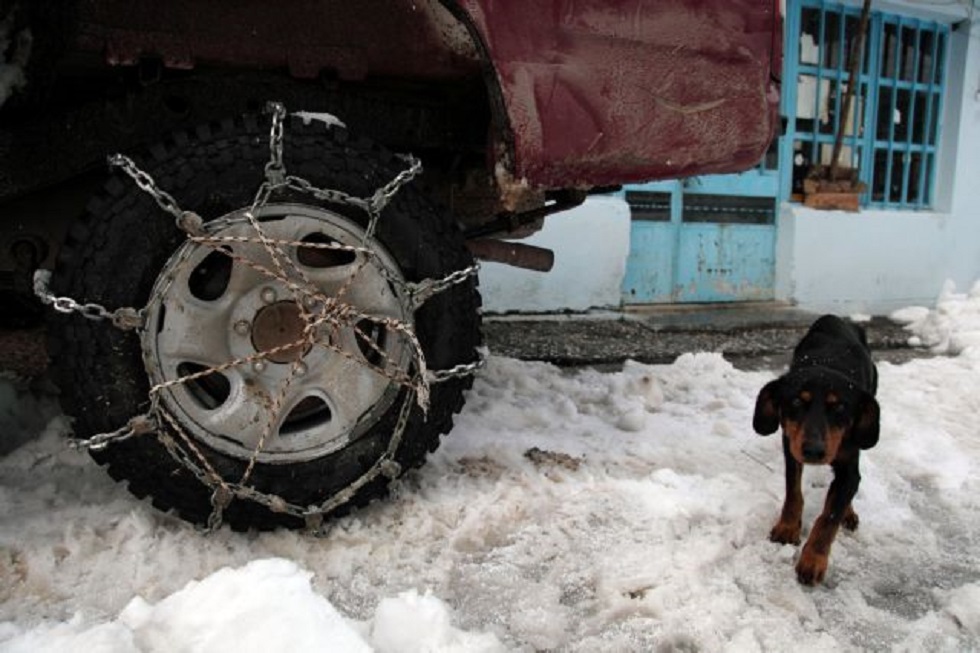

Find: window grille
<box><xmin>783</xmin><ymin>0</ymin><xmax>949</xmax><ymax>209</ymax></box>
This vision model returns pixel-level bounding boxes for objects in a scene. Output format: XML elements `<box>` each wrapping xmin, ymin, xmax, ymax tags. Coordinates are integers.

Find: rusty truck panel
<box><xmin>455</xmin><ymin>0</ymin><xmax>781</xmax><ymax>188</ymax></box>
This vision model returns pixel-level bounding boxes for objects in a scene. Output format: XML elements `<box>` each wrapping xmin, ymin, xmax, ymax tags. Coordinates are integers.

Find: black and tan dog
<box><xmin>753</xmin><ymin>314</ymin><xmax>880</xmax><ymax>585</ymax></box>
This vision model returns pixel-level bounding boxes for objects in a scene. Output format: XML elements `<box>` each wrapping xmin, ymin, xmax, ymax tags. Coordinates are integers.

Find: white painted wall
<box><xmin>478</xmin><ymin>196</ymin><xmax>630</xmax><ymax>313</ymax></box>
<box><xmin>775</xmin><ymin>207</ymin><xmax>973</xmax><ymax>314</ymax></box>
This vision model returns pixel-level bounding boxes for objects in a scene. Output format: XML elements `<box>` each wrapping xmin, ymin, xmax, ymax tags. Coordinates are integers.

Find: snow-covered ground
<box><xmin>2</xmin><ymin>283</ymin><xmax>980</xmax><ymax>652</ymax></box>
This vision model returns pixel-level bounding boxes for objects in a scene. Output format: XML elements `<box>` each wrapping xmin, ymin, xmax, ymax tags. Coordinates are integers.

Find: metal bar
<box><xmin>814</xmin><ymin>2</ymin><xmax>827</xmax><ymax>161</ymax></box>
<box><xmin>884</xmin><ymin>17</ymin><xmax>901</xmax><ymax>207</ymax></box>
<box><xmin>779</xmin><ymin>0</ymin><xmax>802</xmax><ymax>200</ymax></box>
<box><xmin>861</xmin><ymin>10</ymin><xmax>882</xmax><ymax>206</ymax></box>
<box><xmin>925</xmin><ymin>25</ymin><xmax>949</xmax><ymax>204</ymax></box>
<box><xmin>899</xmin><ymin>22</ymin><xmax>922</xmax><ymax>206</ymax></box>
<box><xmin>845</xmin><ymin>2</ymin><xmax>870</xmax><ymax>175</ymax></box>
<box><xmin>669</xmin><ymin>181</ymin><xmax>683</xmax><ymax>300</ymax></box>
<box><xmin>830</xmin><ymin>4</ymin><xmax>846</xmax><ymax>166</ymax></box>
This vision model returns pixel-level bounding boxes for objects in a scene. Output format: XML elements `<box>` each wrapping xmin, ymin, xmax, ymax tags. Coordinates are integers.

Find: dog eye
<box><xmin>791</xmin><ymin>397</ymin><xmax>804</xmax><ymax>408</ymax></box>
<box><xmin>832</xmin><ymin>403</ymin><xmax>847</xmax><ymax>414</ymax></box>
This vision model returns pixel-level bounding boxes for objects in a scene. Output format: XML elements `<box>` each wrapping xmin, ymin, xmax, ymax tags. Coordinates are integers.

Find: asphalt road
<box><xmin>482</xmin><ymin>308</ymin><xmax>930</xmax><ymax>371</ymax></box>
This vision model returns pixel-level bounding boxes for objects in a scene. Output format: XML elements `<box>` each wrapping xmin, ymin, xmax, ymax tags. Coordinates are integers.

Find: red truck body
<box><xmin>458</xmin><ymin>0</ymin><xmax>782</xmax><ymax>188</ymax></box>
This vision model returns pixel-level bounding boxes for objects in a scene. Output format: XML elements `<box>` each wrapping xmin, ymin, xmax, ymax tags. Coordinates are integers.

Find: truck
<box><xmin>0</xmin><ymin>0</ymin><xmax>782</xmax><ymax>530</ymax></box>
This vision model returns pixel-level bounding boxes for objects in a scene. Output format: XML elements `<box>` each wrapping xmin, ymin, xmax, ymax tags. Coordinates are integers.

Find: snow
<box><xmin>292</xmin><ymin>111</ymin><xmax>347</xmax><ymax>130</ymax></box>
<box><xmin>1</xmin><ymin>285</ymin><xmax>979</xmax><ymax>652</ymax></box>
<box><xmin>891</xmin><ymin>280</ymin><xmax>980</xmax><ymax>355</ymax></box>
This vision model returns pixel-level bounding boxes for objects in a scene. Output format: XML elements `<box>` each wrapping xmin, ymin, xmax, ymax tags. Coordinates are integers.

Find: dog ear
<box><xmin>852</xmin><ymin>392</ymin><xmax>880</xmax><ymax>449</ymax></box>
<box><xmin>753</xmin><ymin>379</ymin><xmax>782</xmax><ymax>435</ymax></box>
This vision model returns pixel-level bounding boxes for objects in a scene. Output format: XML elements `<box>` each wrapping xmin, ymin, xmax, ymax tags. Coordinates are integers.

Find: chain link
<box><xmin>33</xmin><ymin>270</ymin><xmax>145</xmax><ymax>330</ymax></box>
<box><xmin>264</xmin><ymin>102</ymin><xmax>287</xmax><ymax>185</ymax></box>
<box><xmin>370</xmin><ymin>154</ymin><xmax>422</xmax><ymax>215</ymax></box>
<box><xmin>67</xmin><ymin>414</ymin><xmax>157</xmax><ymax>451</ymax></box>
<box><xmin>44</xmin><ymin>103</ymin><xmax>484</xmax><ymax>528</ymax></box>
<box><xmin>108</xmin><ymin>154</ymin><xmax>184</xmax><ymax>220</ymax></box>
<box><xmin>407</xmin><ymin>263</ymin><xmax>481</xmax><ymax>310</ymax></box>
<box><xmin>427</xmin><ymin>348</ymin><xmax>488</xmax><ymax>383</ymax></box>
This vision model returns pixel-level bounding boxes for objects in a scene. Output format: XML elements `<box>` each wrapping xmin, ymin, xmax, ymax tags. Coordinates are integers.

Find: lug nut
<box><xmin>294</xmin><ymin>362</ymin><xmax>308</xmax><ymax>376</ymax></box>
<box><xmin>234</xmin><ymin>320</ymin><xmax>251</xmax><ymax>335</ymax></box>
<box><xmin>261</xmin><ymin>287</ymin><xmax>277</xmax><ymax>304</ymax></box>
<box><xmin>253</xmin><ymin>360</ymin><xmax>267</xmax><ymax>373</ymax></box>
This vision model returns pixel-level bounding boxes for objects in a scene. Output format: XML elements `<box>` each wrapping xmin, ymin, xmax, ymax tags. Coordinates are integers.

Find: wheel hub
<box><xmin>141</xmin><ymin>203</ymin><xmax>414</xmax><ymax>464</ymax></box>
<box><xmin>251</xmin><ymin>300</ymin><xmax>308</xmax><ymax>364</ymax></box>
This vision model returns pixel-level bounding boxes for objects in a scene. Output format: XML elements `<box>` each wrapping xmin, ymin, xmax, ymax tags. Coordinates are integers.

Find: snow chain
<box><xmin>35</xmin><ymin>102</ymin><xmax>485</xmax><ymax>532</ymax></box>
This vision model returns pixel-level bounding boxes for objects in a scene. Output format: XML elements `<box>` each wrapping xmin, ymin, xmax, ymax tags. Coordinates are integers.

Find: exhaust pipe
<box><xmin>466</xmin><ymin>239</ymin><xmax>554</xmax><ymax>272</ymax></box>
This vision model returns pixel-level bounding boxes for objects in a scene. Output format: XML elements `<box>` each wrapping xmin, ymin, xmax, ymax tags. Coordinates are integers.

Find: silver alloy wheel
<box><xmin>141</xmin><ymin>203</ymin><xmax>413</xmax><ymax>464</ymax></box>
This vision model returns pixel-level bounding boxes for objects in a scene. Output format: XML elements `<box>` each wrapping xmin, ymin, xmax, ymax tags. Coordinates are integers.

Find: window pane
<box><xmin>929</xmin><ymin>94</ymin><xmax>941</xmax><ymax>146</ymax></box>
<box><xmin>819</xmin><ymin>79</ymin><xmax>840</xmax><ymax>135</ymax></box>
<box><xmin>800</xmin><ymin>7</ymin><xmax>823</xmax><ymax>66</ymax></box>
<box><xmin>819</xmin><ymin>142</ymin><xmax>861</xmax><ymax>171</ymax></box>
<box><xmin>906</xmin><ymin>152</ymin><xmax>923</xmax><ymax>205</ymax></box>
<box><xmin>792</xmin><ymin>141</ymin><xmax>815</xmax><ymax>195</ymax></box>
<box><xmin>881</xmin><ymin>22</ymin><xmax>898</xmax><ymax>78</ymax></box>
<box><xmin>890</xmin><ymin>151</ymin><xmax>906</xmax><ymax>204</ymax></box>
<box><xmin>871</xmin><ymin>150</ymin><xmax>908</xmax><ymax>205</ymax></box>
<box><xmin>912</xmin><ymin>92</ymin><xmax>928</xmax><ymax>143</ymax></box>
<box><xmin>918</xmin><ymin>31</ymin><xmax>935</xmax><ymax>84</ymax></box>
<box><xmin>843</xmin><ymin>14</ymin><xmax>870</xmax><ymax>72</ymax></box>
<box><xmin>872</xmin><ymin>150</ymin><xmax>888</xmax><ymax>203</ymax></box>
<box><xmin>894</xmin><ymin>89</ymin><xmax>912</xmax><ymax>141</ymax></box>
<box><xmin>876</xmin><ymin>90</ymin><xmax>894</xmax><ymax>140</ymax></box>
<box><xmin>900</xmin><ymin>26</ymin><xmax>918</xmax><ymax>82</ymax></box>
<box><xmin>824</xmin><ymin>10</ymin><xmax>842</xmax><ymax>68</ymax></box>
<box><xmin>796</xmin><ymin>74</ymin><xmax>826</xmax><ymax>133</ymax></box>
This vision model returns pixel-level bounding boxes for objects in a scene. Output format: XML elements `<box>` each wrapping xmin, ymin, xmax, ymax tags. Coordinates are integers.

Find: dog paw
<box><xmin>842</xmin><ymin>510</ymin><xmax>859</xmax><ymax>531</ymax></box>
<box><xmin>769</xmin><ymin>520</ymin><xmax>801</xmax><ymax>545</ymax></box>
<box><xmin>796</xmin><ymin>550</ymin><xmax>828</xmax><ymax>586</ymax></box>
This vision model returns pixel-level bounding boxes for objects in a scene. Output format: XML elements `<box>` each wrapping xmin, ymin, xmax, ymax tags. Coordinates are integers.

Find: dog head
<box><xmin>753</xmin><ymin>368</ymin><xmax>879</xmax><ymax>464</ymax></box>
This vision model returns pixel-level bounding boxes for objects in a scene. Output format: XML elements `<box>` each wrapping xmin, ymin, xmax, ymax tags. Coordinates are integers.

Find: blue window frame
<box><xmin>781</xmin><ymin>0</ymin><xmax>949</xmax><ymax>209</ymax></box>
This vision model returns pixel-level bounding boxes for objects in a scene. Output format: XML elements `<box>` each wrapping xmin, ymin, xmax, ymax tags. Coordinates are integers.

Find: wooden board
<box><xmin>803</xmin><ymin>192</ymin><xmax>861</xmax><ymax>212</ymax></box>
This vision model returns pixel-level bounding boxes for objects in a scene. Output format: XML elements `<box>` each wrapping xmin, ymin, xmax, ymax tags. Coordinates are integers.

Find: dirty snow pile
<box><xmin>1</xmin><ymin>282</ymin><xmax>980</xmax><ymax>652</ymax></box>
<box><xmin>891</xmin><ymin>279</ymin><xmax>980</xmax><ymax>355</ymax></box>
<box><xmin>0</xmin><ymin>558</ymin><xmax>499</xmax><ymax>653</ymax></box>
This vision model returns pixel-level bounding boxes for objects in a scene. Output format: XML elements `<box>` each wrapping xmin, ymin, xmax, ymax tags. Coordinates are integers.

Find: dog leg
<box><xmin>770</xmin><ymin>435</ymin><xmax>803</xmax><ymax>545</ymax></box>
<box><xmin>841</xmin><ymin>503</ymin><xmax>859</xmax><ymax>531</ymax></box>
<box><xmin>797</xmin><ymin>458</ymin><xmax>860</xmax><ymax>585</ymax></box>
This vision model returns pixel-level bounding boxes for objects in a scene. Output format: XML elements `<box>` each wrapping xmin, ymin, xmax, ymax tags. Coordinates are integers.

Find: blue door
<box><xmin>622</xmin><ymin>151</ymin><xmax>780</xmax><ymax>304</ymax></box>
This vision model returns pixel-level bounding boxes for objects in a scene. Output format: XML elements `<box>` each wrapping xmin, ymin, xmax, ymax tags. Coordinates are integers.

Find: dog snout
<box><xmin>802</xmin><ymin>440</ymin><xmax>825</xmax><ymax>462</ymax></box>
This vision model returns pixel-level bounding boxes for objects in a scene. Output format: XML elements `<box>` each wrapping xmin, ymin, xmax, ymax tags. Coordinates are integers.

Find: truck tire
<box><xmin>48</xmin><ymin>115</ymin><xmax>482</xmax><ymax>530</ymax></box>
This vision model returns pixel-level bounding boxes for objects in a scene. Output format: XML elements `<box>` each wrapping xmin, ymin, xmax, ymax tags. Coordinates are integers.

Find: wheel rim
<box><xmin>141</xmin><ymin>203</ymin><xmax>414</xmax><ymax>464</ymax></box>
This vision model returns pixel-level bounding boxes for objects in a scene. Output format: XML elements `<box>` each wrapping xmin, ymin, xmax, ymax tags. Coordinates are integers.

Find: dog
<box><xmin>753</xmin><ymin>314</ymin><xmax>880</xmax><ymax>585</ymax></box>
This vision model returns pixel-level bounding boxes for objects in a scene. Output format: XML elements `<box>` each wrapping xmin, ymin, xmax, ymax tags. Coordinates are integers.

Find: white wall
<box><xmin>776</xmin><ymin>207</ymin><xmax>973</xmax><ymax>314</ymax></box>
<box><xmin>478</xmin><ymin>196</ymin><xmax>630</xmax><ymax>313</ymax></box>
